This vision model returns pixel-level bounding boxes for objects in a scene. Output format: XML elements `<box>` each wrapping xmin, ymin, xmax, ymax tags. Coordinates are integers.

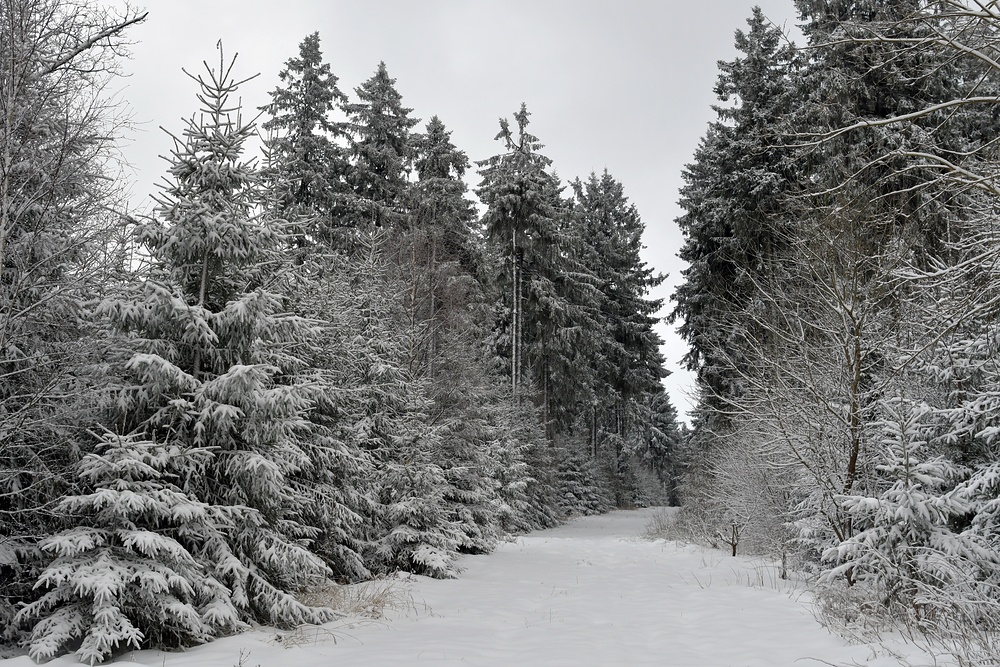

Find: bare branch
<box><xmin>41</xmin><ymin>10</ymin><xmax>148</xmax><ymax>76</ymax></box>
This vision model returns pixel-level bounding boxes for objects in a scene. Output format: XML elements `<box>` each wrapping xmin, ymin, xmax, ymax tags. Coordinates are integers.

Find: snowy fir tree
<box><xmin>328</xmin><ymin>237</ymin><xmax>464</xmax><ymax>579</ymax></box>
<box><xmin>260</xmin><ymin>32</ymin><xmax>352</xmax><ymax>252</ymax></box>
<box><xmin>404</xmin><ymin>117</ymin><xmax>507</xmax><ymax>552</ymax></box>
<box><xmin>570</xmin><ymin>171</ymin><xmax>667</xmax><ymax>500</ymax></box>
<box><xmin>14</xmin><ymin>434</ymin><xmax>244</xmax><ymax>663</ymax></box>
<box><xmin>16</xmin><ymin>48</ymin><xmax>338</xmax><ymax>662</ymax></box>
<box><xmin>476</xmin><ymin>104</ymin><xmax>561</xmax><ymax>406</ymax></box>
<box><xmin>345</xmin><ymin>62</ymin><xmax>419</xmax><ymax>231</ymax></box>
<box><xmin>477</xmin><ymin>105</ymin><xmax>605</xmax><ymax>447</ymax></box>
<box><xmin>822</xmin><ymin>399</ymin><xmax>1000</xmax><ymax>647</ymax></box>
<box><xmin>670</xmin><ymin>6</ymin><xmax>796</xmax><ymax>437</ymax></box>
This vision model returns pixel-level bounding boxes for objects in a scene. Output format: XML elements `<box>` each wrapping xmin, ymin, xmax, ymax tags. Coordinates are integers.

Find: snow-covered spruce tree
<box><xmin>476</xmin><ymin>105</ymin><xmax>600</xmax><ymax>445</ymax></box>
<box><xmin>345</xmin><ymin>61</ymin><xmax>418</xmax><ymax>232</ymax></box>
<box><xmin>644</xmin><ymin>391</ymin><xmax>683</xmax><ymax>505</ymax></box>
<box><xmin>790</xmin><ymin>0</ymin><xmax>970</xmax><ymax>267</ymax></box>
<box><xmin>329</xmin><ymin>234</ymin><xmax>464</xmax><ymax>579</ymax></box>
<box><xmin>434</xmin><ymin>374</ymin><xmax>524</xmax><ymax>551</ymax></box>
<box><xmin>400</xmin><ymin>116</ymin><xmax>506</xmax><ymax>553</ymax></box>
<box><xmin>476</xmin><ymin>104</ymin><xmax>559</xmax><ymax>407</ymax></box>
<box><xmin>875</xmin><ymin>194</ymin><xmax>1000</xmax><ymax>660</ymax></box>
<box><xmin>15</xmin><ymin>433</ymin><xmax>244</xmax><ymax>664</ymax></box>
<box><xmin>821</xmin><ymin>398</ymin><xmax>1000</xmax><ymax>651</ymax></box>
<box><xmin>531</xmin><ymin>188</ymin><xmax>602</xmax><ymax>442</ymax></box>
<box><xmin>17</xmin><ymin>48</ymin><xmax>337</xmax><ymax>663</ymax></box>
<box><xmin>553</xmin><ymin>443</ymin><xmax>614</xmax><ymax>517</ymax></box>
<box><xmin>404</xmin><ymin>115</ymin><xmax>481</xmax><ymax>379</ymax></box>
<box><xmin>671</xmin><ymin>7</ymin><xmax>796</xmax><ymax>439</ymax></box>
<box><xmin>258</xmin><ymin>38</ymin><xmax>405</xmax><ymax>584</ymax></box>
<box><xmin>260</xmin><ymin>31</ymin><xmax>352</xmax><ymax>253</ymax></box>
<box><xmin>262</xmin><ymin>61</ymin><xmax>476</xmax><ymax>576</ymax></box>
<box><xmin>668</xmin><ymin>8</ymin><xmax>798</xmax><ymax>548</ymax></box>
<box><xmin>0</xmin><ymin>0</ymin><xmax>145</xmax><ymax>641</ymax></box>
<box><xmin>489</xmin><ymin>390</ymin><xmax>562</xmax><ymax>532</ymax></box>
<box><xmin>570</xmin><ymin>170</ymin><xmax>667</xmax><ymax>504</ymax></box>
<box><xmin>274</xmin><ymin>253</ymin><xmax>380</xmax><ymax>583</ymax></box>
<box><xmin>298</xmin><ymin>256</ymin><xmax>468</xmax><ymax>577</ymax></box>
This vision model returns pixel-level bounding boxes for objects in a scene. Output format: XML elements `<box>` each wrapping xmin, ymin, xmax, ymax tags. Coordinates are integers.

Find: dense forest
<box><xmin>7</xmin><ymin>0</ymin><xmax>1000</xmax><ymax>664</ymax></box>
<box><xmin>0</xmin><ymin>0</ymin><xmax>678</xmax><ymax>662</ymax></box>
<box><xmin>673</xmin><ymin>0</ymin><xmax>1000</xmax><ymax>662</ymax></box>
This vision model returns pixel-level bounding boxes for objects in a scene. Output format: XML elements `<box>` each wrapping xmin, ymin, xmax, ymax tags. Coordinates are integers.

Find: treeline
<box><xmin>0</xmin><ymin>2</ymin><xmax>677</xmax><ymax>662</ymax></box>
<box><xmin>674</xmin><ymin>1</ymin><xmax>1000</xmax><ymax>661</ymax></box>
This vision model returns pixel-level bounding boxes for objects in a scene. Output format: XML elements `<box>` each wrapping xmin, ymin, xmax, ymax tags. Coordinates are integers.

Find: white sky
<box><xmin>117</xmin><ymin>0</ymin><xmax>803</xmax><ymax>423</ymax></box>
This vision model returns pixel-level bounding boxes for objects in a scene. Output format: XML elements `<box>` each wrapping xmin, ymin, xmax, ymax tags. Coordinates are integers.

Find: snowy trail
<box><xmin>6</xmin><ymin>509</ymin><xmax>918</xmax><ymax>667</ymax></box>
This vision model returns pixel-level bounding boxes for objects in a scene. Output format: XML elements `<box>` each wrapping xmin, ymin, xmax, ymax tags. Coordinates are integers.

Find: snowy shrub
<box><xmin>506</xmin><ymin>427</ymin><xmax>563</xmax><ymax>531</ymax></box>
<box><xmin>435</xmin><ymin>418</ymin><xmax>504</xmax><ymax>555</ymax></box>
<box><xmin>374</xmin><ymin>454</ymin><xmax>462</xmax><ymax>579</ymax></box>
<box><xmin>15</xmin><ymin>434</ymin><xmax>244</xmax><ymax>664</ymax></box>
<box><xmin>555</xmin><ymin>445</ymin><xmax>615</xmax><ymax>517</ymax></box>
<box><xmin>670</xmin><ymin>422</ymin><xmax>792</xmax><ymax>558</ymax></box>
<box><xmin>819</xmin><ymin>399</ymin><xmax>1000</xmax><ymax>661</ymax></box>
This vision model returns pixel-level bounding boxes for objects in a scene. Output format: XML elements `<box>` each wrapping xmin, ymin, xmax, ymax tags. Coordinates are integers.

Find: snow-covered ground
<box><xmin>6</xmin><ymin>508</ymin><xmax>933</xmax><ymax>666</ymax></box>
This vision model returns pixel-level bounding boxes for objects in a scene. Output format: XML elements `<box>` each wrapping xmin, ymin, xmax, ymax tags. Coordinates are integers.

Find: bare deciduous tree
<box><xmin>0</xmin><ymin>0</ymin><xmax>145</xmax><ymax>633</ymax></box>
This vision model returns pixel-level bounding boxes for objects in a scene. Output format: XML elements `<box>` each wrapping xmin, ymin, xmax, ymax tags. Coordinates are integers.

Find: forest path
<box><xmin>20</xmin><ymin>509</ymin><xmax>920</xmax><ymax>667</ymax></box>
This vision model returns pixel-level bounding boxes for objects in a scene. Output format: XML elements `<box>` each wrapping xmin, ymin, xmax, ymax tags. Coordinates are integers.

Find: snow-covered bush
<box><xmin>434</xmin><ymin>412</ymin><xmax>504</xmax><ymax>555</ymax></box>
<box><xmin>555</xmin><ymin>444</ymin><xmax>615</xmax><ymax>517</ymax></box>
<box><xmin>819</xmin><ymin>399</ymin><xmax>1000</xmax><ymax>661</ymax></box>
<box><xmin>15</xmin><ymin>434</ymin><xmax>245</xmax><ymax>664</ymax></box>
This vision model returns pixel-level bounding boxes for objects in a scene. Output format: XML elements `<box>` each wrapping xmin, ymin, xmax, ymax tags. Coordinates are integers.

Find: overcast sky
<box><xmin>118</xmin><ymin>0</ymin><xmax>803</xmax><ymax>422</ymax></box>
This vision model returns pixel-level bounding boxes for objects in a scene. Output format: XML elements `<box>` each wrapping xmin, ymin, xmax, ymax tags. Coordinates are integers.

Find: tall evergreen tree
<box><xmin>330</xmin><ymin>237</ymin><xmax>464</xmax><ymax>579</ymax></box>
<box><xmin>571</xmin><ymin>171</ymin><xmax>666</xmax><ymax>455</ymax></box>
<box><xmin>668</xmin><ymin>8</ymin><xmax>799</xmax><ymax>533</ymax></box>
<box><xmin>16</xmin><ymin>49</ymin><xmax>335</xmax><ymax>662</ymax></box>
<box><xmin>476</xmin><ymin>104</ymin><xmax>555</xmax><ymax>404</ymax></box>
<box><xmin>261</xmin><ymin>32</ymin><xmax>351</xmax><ymax>251</ymax></box>
<box><xmin>476</xmin><ymin>103</ymin><xmax>593</xmax><ymax>433</ymax></box>
<box><xmin>346</xmin><ymin>62</ymin><xmax>419</xmax><ymax>230</ymax></box>
<box><xmin>645</xmin><ymin>391</ymin><xmax>683</xmax><ymax>505</ymax></box>
<box><xmin>406</xmin><ymin>115</ymin><xmax>509</xmax><ymax>551</ymax></box>
<box><xmin>671</xmin><ymin>6</ymin><xmax>797</xmax><ymax>429</ymax></box>
<box><xmin>791</xmin><ymin>0</ymin><xmax>969</xmax><ymax>263</ymax></box>
<box><xmin>404</xmin><ymin>115</ymin><xmax>480</xmax><ymax>378</ymax></box>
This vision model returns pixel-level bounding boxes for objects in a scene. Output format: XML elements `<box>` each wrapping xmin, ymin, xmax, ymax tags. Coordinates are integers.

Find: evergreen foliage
<box><xmin>671</xmin><ymin>6</ymin><xmax>796</xmax><ymax>427</ymax></box>
<box><xmin>670</xmin><ymin>3</ymin><xmax>1000</xmax><ymax>662</ymax></box>
<box><xmin>476</xmin><ymin>104</ymin><xmax>558</xmax><ymax>404</ymax></box>
<box><xmin>1</xmin><ymin>14</ymin><xmax>676</xmax><ymax>660</ymax></box>
<box><xmin>570</xmin><ymin>171</ymin><xmax>667</xmax><ymax>494</ymax></box>
<box><xmin>261</xmin><ymin>32</ymin><xmax>351</xmax><ymax>251</ymax></box>
<box><xmin>18</xmin><ymin>48</ymin><xmax>337</xmax><ymax>660</ymax></box>
<box><xmin>15</xmin><ymin>434</ymin><xmax>244</xmax><ymax>663</ymax></box>
<box><xmin>346</xmin><ymin>62</ymin><xmax>419</xmax><ymax>230</ymax></box>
